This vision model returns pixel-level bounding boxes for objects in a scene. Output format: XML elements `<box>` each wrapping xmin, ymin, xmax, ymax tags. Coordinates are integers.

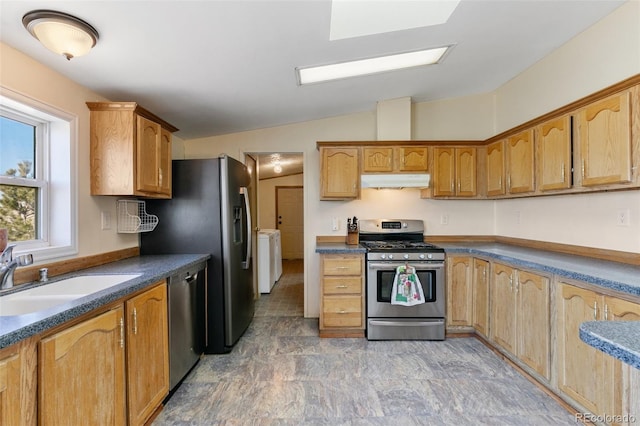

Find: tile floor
<box><xmin>154</xmin><ymin>260</ymin><xmax>578</xmax><ymax>425</ymax></box>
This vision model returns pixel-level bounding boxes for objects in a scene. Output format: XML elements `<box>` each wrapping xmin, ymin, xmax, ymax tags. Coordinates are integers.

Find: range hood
<box><xmin>361</xmin><ymin>173</ymin><xmax>430</xmax><ymax>189</ymax></box>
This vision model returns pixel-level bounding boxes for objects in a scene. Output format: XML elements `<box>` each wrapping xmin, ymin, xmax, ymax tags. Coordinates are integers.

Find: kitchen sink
<box><xmin>0</xmin><ymin>274</ymin><xmax>141</xmax><ymax>317</ymax></box>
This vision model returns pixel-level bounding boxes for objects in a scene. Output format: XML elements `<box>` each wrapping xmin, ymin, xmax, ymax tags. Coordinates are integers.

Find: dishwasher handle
<box><xmin>184</xmin><ymin>272</ymin><xmax>199</xmax><ymax>283</ymax></box>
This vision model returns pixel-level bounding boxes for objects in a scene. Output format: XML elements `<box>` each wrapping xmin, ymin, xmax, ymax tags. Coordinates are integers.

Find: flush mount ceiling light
<box><xmin>22</xmin><ymin>10</ymin><xmax>99</xmax><ymax>60</ymax></box>
<box><xmin>296</xmin><ymin>46</ymin><xmax>450</xmax><ymax>85</ymax></box>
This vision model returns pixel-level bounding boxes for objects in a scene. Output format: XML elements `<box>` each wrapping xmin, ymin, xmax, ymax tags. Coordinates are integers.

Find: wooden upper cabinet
<box><xmin>575</xmin><ymin>90</ymin><xmax>632</xmax><ymax>187</ymax></box>
<box><xmin>320</xmin><ymin>147</ymin><xmax>360</xmax><ymax>200</ymax></box>
<box><xmin>486</xmin><ymin>140</ymin><xmax>505</xmax><ymax>196</ymax></box>
<box><xmin>362</xmin><ymin>146</ymin><xmax>428</xmax><ymax>173</ymax></box>
<box><xmin>87</xmin><ymin>102</ymin><xmax>178</xmax><ymax>199</ymax></box>
<box><xmin>506</xmin><ymin>129</ymin><xmax>535</xmax><ymax>193</ymax></box>
<box><xmin>362</xmin><ymin>147</ymin><xmax>393</xmax><ymax>172</ymax></box>
<box><xmin>397</xmin><ymin>146</ymin><xmax>428</xmax><ymax>171</ymax></box>
<box><xmin>433</xmin><ymin>147</ymin><xmax>476</xmax><ymax>197</ymax></box>
<box><xmin>538</xmin><ymin>115</ymin><xmax>572</xmax><ymax>191</ymax></box>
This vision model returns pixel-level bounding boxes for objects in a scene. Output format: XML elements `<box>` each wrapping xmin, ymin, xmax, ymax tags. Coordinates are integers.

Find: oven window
<box><xmin>377</xmin><ymin>269</ymin><xmax>436</xmax><ymax>303</ymax></box>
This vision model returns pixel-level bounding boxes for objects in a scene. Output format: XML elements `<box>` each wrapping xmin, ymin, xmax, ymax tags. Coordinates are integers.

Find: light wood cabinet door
<box><xmin>0</xmin><ymin>338</ymin><xmax>36</xmax><ymax>426</ymax></box>
<box><xmin>433</xmin><ymin>147</ymin><xmax>476</xmax><ymax>197</ymax></box>
<box><xmin>486</xmin><ymin>140</ymin><xmax>505</xmax><ymax>196</ymax></box>
<box><xmin>447</xmin><ymin>256</ymin><xmax>473</xmax><ymax>327</ymax></box>
<box><xmin>433</xmin><ymin>147</ymin><xmax>455</xmax><ymax>197</ymax></box>
<box><xmin>136</xmin><ymin>116</ymin><xmax>162</xmax><ymax>194</ymax></box>
<box><xmin>456</xmin><ymin>147</ymin><xmax>477</xmax><ymax>197</ymax></box>
<box><xmin>576</xmin><ymin>91</ymin><xmax>632</xmax><ymax>186</ymax></box>
<box><xmin>397</xmin><ymin>147</ymin><xmax>428</xmax><ymax>172</ymax></box>
<box><xmin>538</xmin><ymin>115</ymin><xmax>572</xmax><ymax>191</ymax></box>
<box><xmin>158</xmin><ymin>128</ymin><xmax>172</xmax><ymax>196</ymax></box>
<box><xmin>556</xmin><ymin>284</ymin><xmax>609</xmax><ymax>416</ymax></box>
<box><xmin>472</xmin><ymin>258</ymin><xmax>489</xmax><ymax>337</ymax></box>
<box><xmin>490</xmin><ymin>263</ymin><xmax>516</xmax><ymax>353</ymax></box>
<box><xmin>126</xmin><ymin>283</ymin><xmax>169</xmax><ymax>426</ymax></box>
<box><xmin>40</xmin><ymin>307</ymin><xmax>126</xmax><ymax>425</ymax></box>
<box><xmin>320</xmin><ymin>147</ymin><xmax>360</xmax><ymax>199</ymax></box>
<box><xmin>517</xmin><ymin>270</ymin><xmax>549</xmax><ymax>379</ymax></box>
<box><xmin>506</xmin><ymin>129</ymin><xmax>535</xmax><ymax>193</ymax></box>
<box><xmin>362</xmin><ymin>147</ymin><xmax>393</xmax><ymax>172</ymax></box>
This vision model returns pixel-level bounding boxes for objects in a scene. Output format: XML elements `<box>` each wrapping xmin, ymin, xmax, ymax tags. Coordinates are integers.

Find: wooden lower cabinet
<box><xmin>40</xmin><ymin>306</ymin><xmax>127</xmax><ymax>425</ymax></box>
<box><xmin>126</xmin><ymin>282</ymin><xmax>169</xmax><ymax>426</ymax></box>
<box><xmin>38</xmin><ymin>282</ymin><xmax>169</xmax><ymax>426</ymax></box>
<box><xmin>472</xmin><ymin>258</ymin><xmax>489</xmax><ymax>337</ymax></box>
<box><xmin>557</xmin><ymin>282</ymin><xmax>640</xmax><ymax>424</ymax></box>
<box><xmin>319</xmin><ymin>254</ymin><xmax>365</xmax><ymax>337</ymax></box>
<box><xmin>490</xmin><ymin>263</ymin><xmax>550</xmax><ymax>380</ymax></box>
<box><xmin>0</xmin><ymin>337</ymin><xmax>37</xmax><ymax>425</ymax></box>
<box><xmin>446</xmin><ymin>256</ymin><xmax>473</xmax><ymax>327</ymax></box>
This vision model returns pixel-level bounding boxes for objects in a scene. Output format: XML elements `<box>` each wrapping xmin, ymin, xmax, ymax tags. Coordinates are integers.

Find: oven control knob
<box><xmin>403</xmin><ymin>254</ymin><xmax>409</xmax><ymax>259</ymax></box>
<box><xmin>388</xmin><ymin>254</ymin><xmax>393</xmax><ymax>259</ymax></box>
<box><xmin>427</xmin><ymin>254</ymin><xmax>433</xmax><ymax>259</ymax></box>
<box><xmin>380</xmin><ymin>254</ymin><xmax>386</xmax><ymax>259</ymax></box>
<box><xmin>419</xmin><ymin>254</ymin><xmax>425</xmax><ymax>259</ymax></box>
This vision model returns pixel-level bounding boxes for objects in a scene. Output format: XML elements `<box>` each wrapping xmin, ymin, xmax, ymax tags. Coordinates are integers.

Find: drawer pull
<box><xmin>335</xmin><ymin>285</ymin><xmax>348</xmax><ymax>289</ymax></box>
<box><xmin>335</xmin><ymin>266</ymin><xmax>349</xmax><ymax>270</ymax></box>
<box><xmin>338</xmin><ymin>310</ymin><xmax>347</xmax><ymax>314</ymax></box>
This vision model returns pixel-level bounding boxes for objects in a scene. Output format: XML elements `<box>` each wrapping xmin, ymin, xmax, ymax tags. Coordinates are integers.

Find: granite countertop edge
<box><xmin>0</xmin><ymin>254</ymin><xmax>210</xmax><ymax>349</ymax></box>
<box><xmin>580</xmin><ymin>321</ymin><xmax>640</xmax><ymax>369</ymax></box>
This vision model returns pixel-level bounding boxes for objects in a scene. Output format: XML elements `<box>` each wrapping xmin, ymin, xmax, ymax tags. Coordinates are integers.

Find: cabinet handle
<box><xmin>593</xmin><ymin>301</ymin><xmax>598</xmax><ymax>320</ymax></box>
<box><xmin>582</xmin><ymin>159</ymin><xmax>586</xmax><ymax>179</ymax></box>
<box><xmin>509</xmin><ymin>275</ymin><xmax>513</xmax><ymax>292</ymax></box>
<box><xmin>133</xmin><ymin>308</ymin><xmax>138</xmax><ymax>335</ymax></box>
<box><xmin>338</xmin><ymin>310</ymin><xmax>347</xmax><ymax>314</ymax></box>
<box><xmin>158</xmin><ymin>168</ymin><xmax>163</xmax><ymax>186</ymax></box>
<box><xmin>119</xmin><ymin>317</ymin><xmax>125</xmax><ymax>348</ymax></box>
<box><xmin>561</xmin><ymin>163</ymin><xmax>565</xmax><ymax>181</ymax></box>
<box><xmin>335</xmin><ymin>285</ymin><xmax>348</xmax><ymax>289</ymax></box>
<box><xmin>604</xmin><ymin>304</ymin><xmax>609</xmax><ymax>321</ymax></box>
<box><xmin>457</xmin><ymin>181</ymin><xmax>461</xmax><ymax>193</ymax></box>
<box><xmin>515</xmin><ymin>277</ymin><xmax>519</xmax><ymax>293</ymax></box>
<box><xmin>451</xmin><ymin>181</ymin><xmax>454</xmax><ymax>192</ymax></box>
<box><xmin>335</xmin><ymin>266</ymin><xmax>349</xmax><ymax>270</ymax></box>
<box><xmin>507</xmin><ymin>174</ymin><xmax>511</xmax><ymax>189</ymax></box>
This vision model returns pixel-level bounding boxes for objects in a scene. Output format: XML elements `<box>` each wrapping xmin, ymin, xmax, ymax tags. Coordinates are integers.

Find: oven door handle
<box><xmin>367</xmin><ymin>262</ymin><xmax>443</xmax><ymax>270</ymax></box>
<box><xmin>369</xmin><ymin>320</ymin><xmax>443</xmax><ymax>327</ymax></box>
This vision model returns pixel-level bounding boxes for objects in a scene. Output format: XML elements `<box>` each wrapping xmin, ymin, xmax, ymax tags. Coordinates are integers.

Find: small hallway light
<box><xmin>22</xmin><ymin>10</ymin><xmax>99</xmax><ymax>60</ymax></box>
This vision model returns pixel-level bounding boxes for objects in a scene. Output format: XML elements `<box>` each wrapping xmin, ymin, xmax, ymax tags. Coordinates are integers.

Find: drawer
<box><xmin>323</xmin><ymin>276</ymin><xmax>362</xmax><ymax>295</ymax></box>
<box><xmin>322</xmin><ymin>296</ymin><xmax>362</xmax><ymax>328</ymax></box>
<box><xmin>322</xmin><ymin>256</ymin><xmax>362</xmax><ymax>276</ymax></box>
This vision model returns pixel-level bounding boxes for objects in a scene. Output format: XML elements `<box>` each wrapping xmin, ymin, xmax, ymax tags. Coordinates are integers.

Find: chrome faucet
<box><xmin>0</xmin><ymin>245</ymin><xmax>34</xmax><ymax>290</ymax></box>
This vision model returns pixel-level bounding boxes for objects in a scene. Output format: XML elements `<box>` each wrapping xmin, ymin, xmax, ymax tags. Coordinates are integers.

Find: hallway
<box><xmin>154</xmin><ymin>260</ymin><xmax>576</xmax><ymax>425</ymax></box>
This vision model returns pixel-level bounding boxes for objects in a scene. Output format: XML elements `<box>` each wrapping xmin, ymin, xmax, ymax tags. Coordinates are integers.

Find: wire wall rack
<box><xmin>117</xmin><ymin>199</ymin><xmax>159</xmax><ymax>233</ymax></box>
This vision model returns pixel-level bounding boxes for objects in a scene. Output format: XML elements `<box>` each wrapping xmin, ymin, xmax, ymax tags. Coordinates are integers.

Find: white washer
<box><xmin>258</xmin><ymin>230</ymin><xmax>275</xmax><ymax>293</ymax></box>
<box><xmin>271</xmin><ymin>230</ymin><xmax>282</xmax><ymax>282</ymax></box>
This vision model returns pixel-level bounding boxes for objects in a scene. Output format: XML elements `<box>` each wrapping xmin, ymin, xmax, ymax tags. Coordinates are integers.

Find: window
<box><xmin>0</xmin><ymin>87</ymin><xmax>76</xmax><ymax>260</ymax></box>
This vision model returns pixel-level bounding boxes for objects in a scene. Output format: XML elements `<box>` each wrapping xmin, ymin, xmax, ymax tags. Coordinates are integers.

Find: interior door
<box><xmin>276</xmin><ymin>186</ymin><xmax>304</xmax><ymax>259</ymax></box>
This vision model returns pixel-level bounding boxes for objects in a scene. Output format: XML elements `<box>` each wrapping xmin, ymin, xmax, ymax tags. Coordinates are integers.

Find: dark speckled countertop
<box><xmin>0</xmin><ymin>254</ymin><xmax>209</xmax><ymax>349</ymax></box>
<box><xmin>315</xmin><ymin>242</ymin><xmax>367</xmax><ymax>254</ymax></box>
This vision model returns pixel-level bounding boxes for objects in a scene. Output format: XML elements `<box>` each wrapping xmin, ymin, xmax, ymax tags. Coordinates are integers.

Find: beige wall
<box><xmin>0</xmin><ymin>43</ymin><xmax>139</xmax><ymax>261</ymax></box>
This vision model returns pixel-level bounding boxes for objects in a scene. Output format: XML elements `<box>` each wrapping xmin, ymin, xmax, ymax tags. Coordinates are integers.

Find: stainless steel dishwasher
<box><xmin>168</xmin><ymin>262</ymin><xmax>206</xmax><ymax>390</ymax></box>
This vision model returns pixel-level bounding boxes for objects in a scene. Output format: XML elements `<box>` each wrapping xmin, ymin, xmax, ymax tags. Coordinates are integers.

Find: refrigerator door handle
<box><xmin>240</xmin><ymin>187</ymin><xmax>251</xmax><ymax>269</ymax></box>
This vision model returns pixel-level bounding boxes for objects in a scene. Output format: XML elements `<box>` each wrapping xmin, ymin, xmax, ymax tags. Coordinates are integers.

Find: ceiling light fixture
<box><xmin>296</xmin><ymin>46</ymin><xmax>450</xmax><ymax>85</ymax></box>
<box><xmin>22</xmin><ymin>10</ymin><xmax>99</xmax><ymax>60</ymax></box>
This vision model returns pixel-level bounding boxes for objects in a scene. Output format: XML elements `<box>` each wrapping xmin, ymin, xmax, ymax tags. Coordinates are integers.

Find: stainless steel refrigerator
<box><xmin>141</xmin><ymin>155</ymin><xmax>254</xmax><ymax>354</ymax></box>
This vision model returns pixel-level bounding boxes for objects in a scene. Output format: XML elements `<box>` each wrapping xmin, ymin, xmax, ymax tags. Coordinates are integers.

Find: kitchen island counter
<box><xmin>0</xmin><ymin>254</ymin><xmax>209</xmax><ymax>349</ymax></box>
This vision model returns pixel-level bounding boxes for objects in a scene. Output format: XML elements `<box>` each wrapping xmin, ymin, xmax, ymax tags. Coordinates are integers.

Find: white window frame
<box><xmin>0</xmin><ymin>87</ymin><xmax>77</xmax><ymax>261</ymax></box>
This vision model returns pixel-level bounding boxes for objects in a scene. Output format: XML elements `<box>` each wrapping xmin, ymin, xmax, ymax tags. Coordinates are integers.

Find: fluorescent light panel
<box><xmin>297</xmin><ymin>46</ymin><xmax>449</xmax><ymax>85</ymax></box>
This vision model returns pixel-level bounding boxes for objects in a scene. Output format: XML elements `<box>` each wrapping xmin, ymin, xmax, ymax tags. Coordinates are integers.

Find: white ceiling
<box><xmin>0</xmin><ymin>1</ymin><xmax>626</xmax><ymax>140</ymax></box>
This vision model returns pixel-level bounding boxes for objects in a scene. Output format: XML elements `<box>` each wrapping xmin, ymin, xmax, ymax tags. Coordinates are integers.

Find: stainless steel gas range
<box><xmin>359</xmin><ymin>219</ymin><xmax>445</xmax><ymax>340</ymax></box>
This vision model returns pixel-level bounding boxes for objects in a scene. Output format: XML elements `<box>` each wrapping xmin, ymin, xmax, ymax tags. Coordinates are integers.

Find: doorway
<box><xmin>248</xmin><ymin>152</ymin><xmax>304</xmax><ymax>318</ymax></box>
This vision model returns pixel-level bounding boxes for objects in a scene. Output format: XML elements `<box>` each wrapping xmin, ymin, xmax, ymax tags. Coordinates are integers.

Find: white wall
<box><xmin>0</xmin><ymin>43</ymin><xmax>139</xmax><ymax>261</ymax></box>
<box><xmin>182</xmin><ymin>1</ymin><xmax>640</xmax><ymax>318</ymax></box>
